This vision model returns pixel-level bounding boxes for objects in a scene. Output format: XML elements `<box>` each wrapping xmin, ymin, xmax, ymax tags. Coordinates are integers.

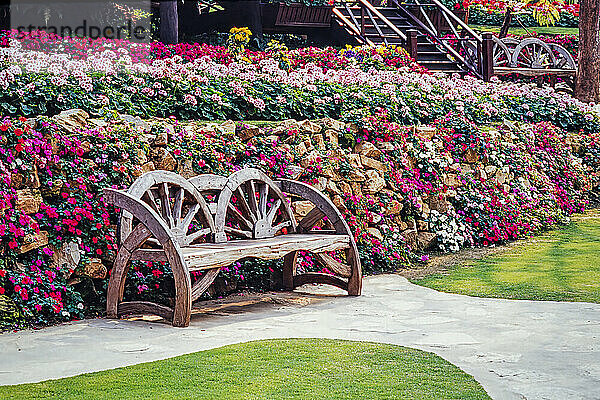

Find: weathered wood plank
<box><xmin>183</xmin><ymin>234</ymin><xmax>350</xmax><ymax>270</ymax></box>
<box><xmin>117</xmin><ymin>301</ymin><xmax>174</xmax><ymax>321</ymax></box>
<box><xmin>293</xmin><ymin>272</ymin><xmax>348</xmax><ymax>291</ymax></box>
<box><xmin>314</xmin><ymin>252</ymin><xmax>352</xmax><ymax>277</ymax></box>
<box><xmin>493</xmin><ymin>67</ymin><xmax>577</xmax><ymax>76</ymax></box>
<box><xmin>298</xmin><ymin>207</ymin><xmax>326</xmax><ymax>231</ymax></box>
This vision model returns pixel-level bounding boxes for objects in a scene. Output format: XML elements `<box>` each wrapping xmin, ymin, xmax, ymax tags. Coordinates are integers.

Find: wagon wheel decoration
<box><xmin>492</xmin><ymin>36</ymin><xmax>512</xmax><ymax>67</ymax></box>
<box><xmin>107</xmin><ymin>171</ymin><xmax>217</xmax><ymax>325</ymax></box>
<box><xmin>214</xmin><ymin>169</ymin><xmax>297</xmax><ymax>242</ymax></box>
<box><xmin>121</xmin><ymin>171</ymin><xmax>215</xmax><ymax>247</ymax></box>
<box><xmin>461</xmin><ymin>40</ymin><xmax>479</xmax><ymax>68</ymax></box>
<box><xmin>548</xmin><ymin>43</ymin><xmax>576</xmax><ymax>70</ymax></box>
<box><xmin>501</xmin><ymin>37</ymin><xmax>520</xmax><ymax>52</ymax></box>
<box><xmin>510</xmin><ymin>38</ymin><xmax>556</xmax><ymax>69</ymax></box>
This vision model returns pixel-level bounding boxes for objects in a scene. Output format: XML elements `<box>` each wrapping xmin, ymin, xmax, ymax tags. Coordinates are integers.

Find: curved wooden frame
<box><xmin>104</xmin><ymin>189</ymin><xmax>193</xmax><ymax>327</ymax></box>
<box><xmin>277</xmin><ymin>179</ymin><xmax>362</xmax><ymax>296</ymax></box>
<box><xmin>104</xmin><ymin>169</ymin><xmax>362</xmax><ymax>327</ymax></box>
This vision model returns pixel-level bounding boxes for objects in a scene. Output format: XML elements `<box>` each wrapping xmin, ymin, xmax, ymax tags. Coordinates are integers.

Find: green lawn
<box><xmin>470</xmin><ymin>25</ymin><xmax>579</xmax><ymax>36</ymax></box>
<box><xmin>414</xmin><ymin>215</ymin><xmax>600</xmax><ymax>302</ymax></box>
<box><xmin>0</xmin><ymin>339</ymin><xmax>491</xmax><ymax>400</ymax></box>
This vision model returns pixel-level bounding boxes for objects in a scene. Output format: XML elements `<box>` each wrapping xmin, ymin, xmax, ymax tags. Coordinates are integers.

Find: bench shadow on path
<box><xmin>123</xmin><ymin>287</ymin><xmax>346</xmax><ymax>329</ymax></box>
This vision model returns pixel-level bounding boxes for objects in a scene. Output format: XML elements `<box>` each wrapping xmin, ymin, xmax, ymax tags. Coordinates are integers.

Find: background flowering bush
<box><xmin>0</xmin><ymin>34</ymin><xmax>598</xmax><ymax>133</ymax></box>
<box><xmin>468</xmin><ymin>0</ymin><xmax>579</xmax><ymax>27</ymax></box>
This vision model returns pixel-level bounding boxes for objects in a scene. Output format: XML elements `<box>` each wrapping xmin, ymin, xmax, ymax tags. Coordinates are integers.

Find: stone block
<box><xmin>15</xmin><ymin>189</ymin><xmax>42</xmax><ymax>214</ymax></box>
<box><xmin>347</xmin><ymin>169</ymin><xmax>366</xmax><ymax>182</ymax></box>
<box><xmin>338</xmin><ymin>181</ymin><xmax>352</xmax><ymax>196</ymax></box>
<box><xmin>313</xmin><ymin>134</ymin><xmax>325</xmax><ymax>150</ymax></box>
<box><xmin>464</xmin><ymin>148</ymin><xmax>479</xmax><ymax>164</ymax></box>
<box><xmin>300</xmin><ymin>150</ymin><xmax>320</xmax><ymax>168</ymax></box>
<box><xmin>385</xmin><ymin>200</ymin><xmax>403</xmax><ymax>215</ymax></box>
<box><xmin>347</xmin><ymin>153</ymin><xmax>362</xmax><ymax>169</ymax></box>
<box><xmin>155</xmin><ymin>148</ymin><xmax>177</xmax><ymax>171</ymax></box>
<box><xmin>81</xmin><ymin>258</ymin><xmax>107</xmax><ymax>279</ymax></box>
<box><xmin>417</xmin><ymin>232</ymin><xmax>437</xmax><ymax>251</ymax></box>
<box><xmin>332</xmin><ymin>195</ymin><xmax>348</xmax><ymax>213</ymax></box>
<box><xmin>237</xmin><ymin>124</ymin><xmax>260</xmax><ymax>141</ymax></box>
<box><xmin>360</xmin><ymin>155</ymin><xmax>388</xmax><ymax>172</ymax></box>
<box><xmin>362</xmin><ymin>170</ymin><xmax>385</xmax><ymax>194</ymax></box>
<box><xmin>415</xmin><ymin>125</ymin><xmax>437</xmax><ymax>140</ymax></box>
<box><xmin>18</xmin><ymin>231</ymin><xmax>48</xmax><ymax>254</ymax></box>
<box><xmin>53</xmin><ymin>109</ymin><xmax>89</xmax><ymax>133</ymax></box>
<box><xmin>291</xmin><ymin>201</ymin><xmax>314</xmax><ymax>217</ymax></box>
<box><xmin>218</xmin><ymin>120</ymin><xmax>236</xmax><ymax>135</ymax></box>
<box><xmin>323</xmin><ymin>129</ymin><xmax>339</xmax><ymax>146</ymax></box>
<box><xmin>354</xmin><ymin>141</ymin><xmax>381</xmax><ymax>158</ymax></box>
<box><xmin>366</xmin><ymin>227</ymin><xmax>384</xmax><ymax>242</ymax></box>
<box><xmin>299</xmin><ymin>120</ymin><xmax>321</xmax><ymax>134</ymax></box>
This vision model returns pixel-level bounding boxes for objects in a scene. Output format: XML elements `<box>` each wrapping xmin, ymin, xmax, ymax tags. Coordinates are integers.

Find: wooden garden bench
<box><xmin>103</xmin><ymin>168</ymin><xmax>362</xmax><ymax>327</ymax></box>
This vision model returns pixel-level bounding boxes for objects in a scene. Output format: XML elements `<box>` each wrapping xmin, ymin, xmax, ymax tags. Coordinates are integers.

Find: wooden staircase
<box><xmin>333</xmin><ymin>0</ymin><xmax>485</xmax><ymax>76</ymax></box>
<box><xmin>334</xmin><ymin>4</ymin><xmax>461</xmax><ymax>73</ymax></box>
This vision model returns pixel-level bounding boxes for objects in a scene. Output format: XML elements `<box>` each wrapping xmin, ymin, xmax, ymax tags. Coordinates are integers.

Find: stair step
<box><xmin>333</xmin><ymin>5</ymin><xmax>466</xmax><ymax>74</ymax></box>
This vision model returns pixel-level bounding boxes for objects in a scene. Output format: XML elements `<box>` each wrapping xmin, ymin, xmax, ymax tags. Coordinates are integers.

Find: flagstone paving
<box><xmin>1</xmin><ymin>274</ymin><xmax>599</xmax><ymax>400</ymax></box>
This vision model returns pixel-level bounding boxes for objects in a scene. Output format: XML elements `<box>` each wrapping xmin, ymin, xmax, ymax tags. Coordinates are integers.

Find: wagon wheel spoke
<box><xmin>272</xmin><ymin>220</ymin><xmax>292</xmax><ymax>233</ymax></box>
<box><xmin>183</xmin><ymin>228</ymin><xmax>213</xmax><ymax>246</ymax></box>
<box><xmin>158</xmin><ymin>182</ymin><xmax>175</xmax><ymax>228</ymax></box>
<box><xmin>298</xmin><ymin>207</ymin><xmax>326</xmax><ymax>231</ymax></box>
<box><xmin>178</xmin><ymin>203</ymin><xmax>201</xmax><ymax>231</ymax></box>
<box><xmin>244</xmin><ymin>179</ymin><xmax>259</xmax><ymax>220</ymax></box>
<box><xmin>224</xmin><ymin>226</ymin><xmax>253</xmax><ymax>238</ymax></box>
<box><xmin>142</xmin><ymin>189</ymin><xmax>161</xmax><ymax>215</ymax></box>
<box><xmin>227</xmin><ymin>202</ymin><xmax>253</xmax><ymax>230</ymax></box>
<box><xmin>235</xmin><ymin>187</ymin><xmax>256</xmax><ymax>224</ymax></box>
<box><xmin>258</xmin><ymin>182</ymin><xmax>269</xmax><ymax>219</ymax></box>
<box><xmin>172</xmin><ymin>188</ymin><xmax>184</xmax><ymax>222</ymax></box>
<box><xmin>266</xmin><ymin>199</ymin><xmax>282</xmax><ymax>226</ymax></box>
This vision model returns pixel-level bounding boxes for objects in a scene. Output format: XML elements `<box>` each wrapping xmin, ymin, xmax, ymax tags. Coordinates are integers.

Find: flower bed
<box><xmin>0</xmin><ymin>35</ymin><xmax>598</xmax><ymax>133</ymax></box>
<box><xmin>0</xmin><ymin>108</ymin><xmax>598</xmax><ymax>329</ymax></box>
<box><xmin>468</xmin><ymin>0</ymin><xmax>579</xmax><ymax>28</ymax></box>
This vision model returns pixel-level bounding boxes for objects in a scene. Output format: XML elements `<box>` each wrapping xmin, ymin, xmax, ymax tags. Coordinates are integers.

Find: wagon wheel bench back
<box><xmin>103</xmin><ymin>168</ymin><xmax>362</xmax><ymax>327</ymax></box>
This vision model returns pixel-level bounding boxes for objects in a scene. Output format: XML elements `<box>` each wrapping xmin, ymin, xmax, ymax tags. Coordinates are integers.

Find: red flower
<box><xmin>0</xmin><ymin>269</ymin><xmax>5</xmax><ymax>277</ymax></box>
<box><xmin>0</xmin><ymin>287</ymin><xmax>4</xmax><ymax>295</ymax></box>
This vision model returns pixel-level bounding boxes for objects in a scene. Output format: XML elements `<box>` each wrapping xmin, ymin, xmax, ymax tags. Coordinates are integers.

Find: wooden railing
<box><xmin>392</xmin><ymin>0</ymin><xmax>493</xmax><ymax>80</ymax></box>
<box><xmin>334</xmin><ymin>0</ymin><xmax>407</xmax><ymax>46</ymax></box>
<box><xmin>332</xmin><ymin>8</ymin><xmax>374</xmax><ymax>45</ymax></box>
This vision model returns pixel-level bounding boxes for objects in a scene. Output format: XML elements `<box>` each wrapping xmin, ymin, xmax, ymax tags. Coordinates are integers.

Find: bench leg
<box><xmin>283</xmin><ymin>251</ymin><xmax>297</xmax><ymax>290</ymax></box>
<box><xmin>346</xmin><ymin>247</ymin><xmax>362</xmax><ymax>296</ymax></box>
<box><xmin>106</xmin><ymin>248</ymin><xmax>132</xmax><ymax>319</ymax></box>
<box><xmin>163</xmin><ymin>241</ymin><xmax>193</xmax><ymax>328</ymax></box>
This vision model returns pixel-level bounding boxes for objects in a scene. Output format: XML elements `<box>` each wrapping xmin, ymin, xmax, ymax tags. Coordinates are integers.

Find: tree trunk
<box><xmin>499</xmin><ymin>7</ymin><xmax>512</xmax><ymax>39</ymax></box>
<box><xmin>160</xmin><ymin>0</ymin><xmax>179</xmax><ymax>44</ymax></box>
<box><xmin>575</xmin><ymin>0</ymin><xmax>600</xmax><ymax>103</ymax></box>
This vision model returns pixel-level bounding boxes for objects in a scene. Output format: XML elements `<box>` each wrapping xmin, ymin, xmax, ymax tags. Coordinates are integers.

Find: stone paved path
<box><xmin>1</xmin><ymin>274</ymin><xmax>599</xmax><ymax>400</ymax></box>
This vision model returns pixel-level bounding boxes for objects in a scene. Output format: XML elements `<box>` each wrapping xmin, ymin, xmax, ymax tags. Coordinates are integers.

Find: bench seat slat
<box><xmin>130</xmin><ymin>233</ymin><xmax>350</xmax><ymax>271</ymax></box>
<box><xmin>186</xmin><ymin>233</ymin><xmax>350</xmax><ymax>270</ymax></box>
